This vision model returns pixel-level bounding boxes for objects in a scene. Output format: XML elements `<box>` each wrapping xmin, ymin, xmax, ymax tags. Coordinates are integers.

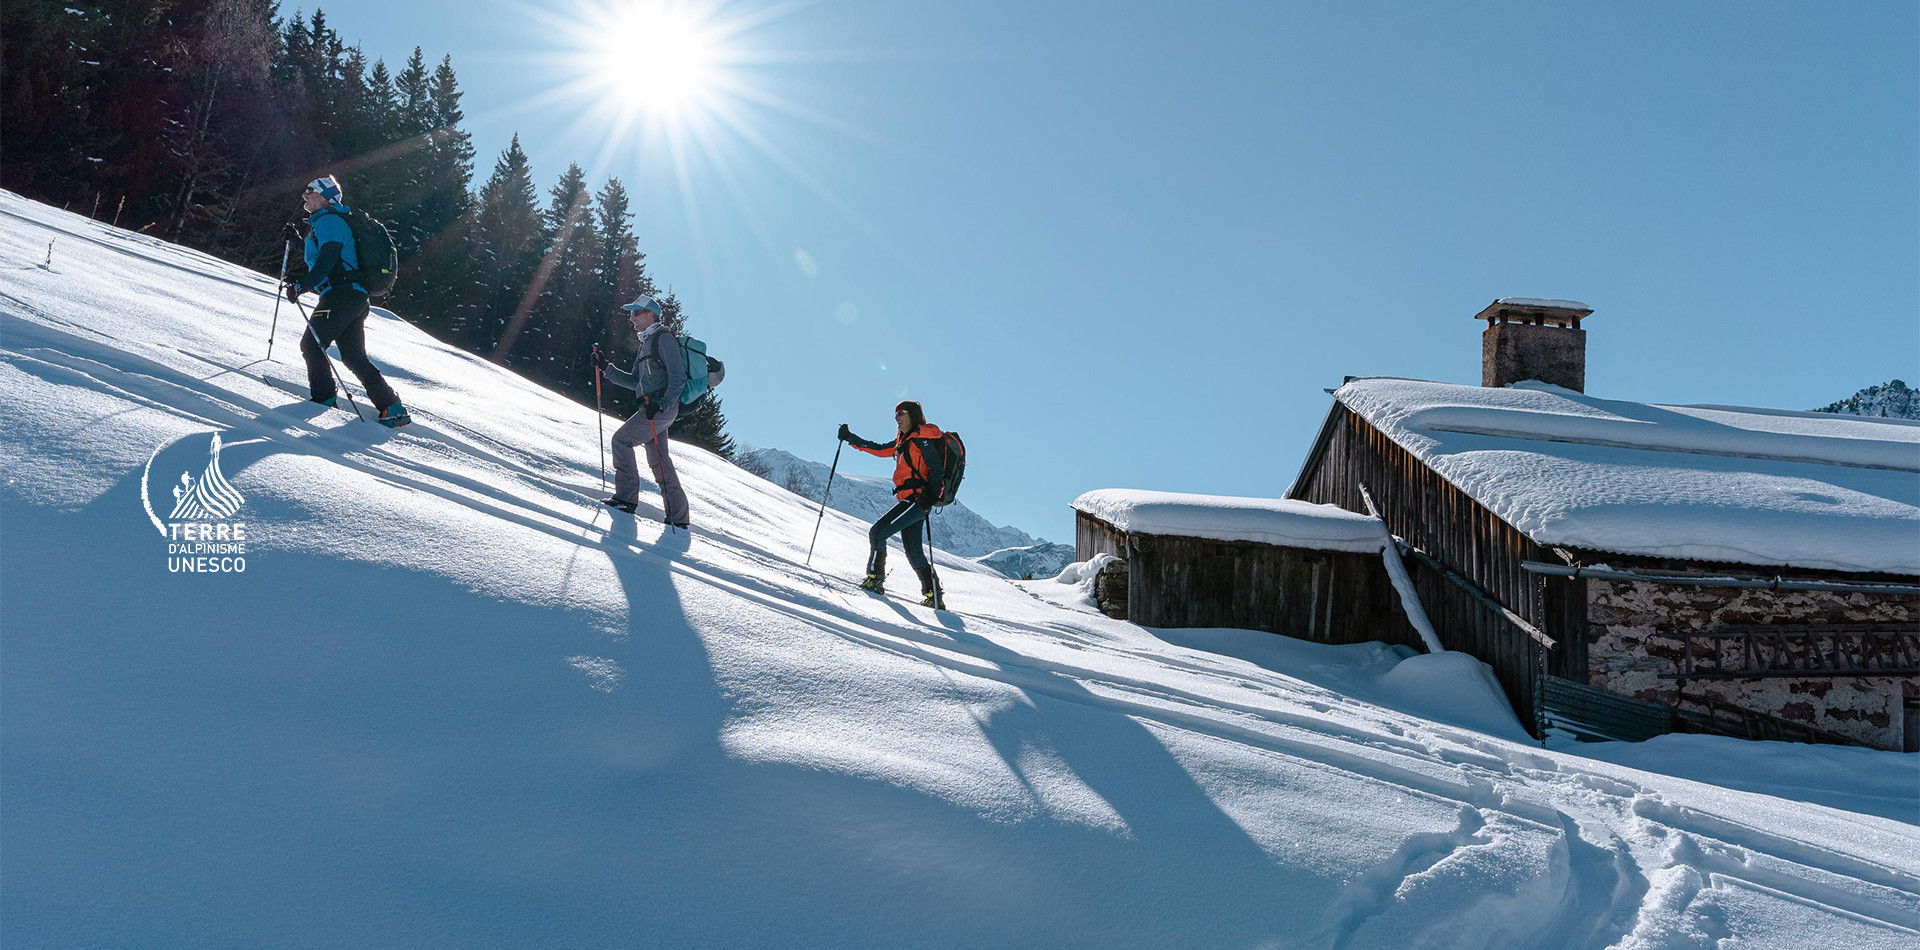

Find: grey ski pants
<box><xmin>611</xmin><ymin>406</ymin><xmax>688</xmax><ymax>525</ymax></box>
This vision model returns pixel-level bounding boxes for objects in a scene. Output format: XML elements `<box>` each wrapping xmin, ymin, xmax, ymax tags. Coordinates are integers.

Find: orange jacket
<box><xmin>853</xmin><ymin>423</ymin><xmax>945</xmax><ymax>501</ymax></box>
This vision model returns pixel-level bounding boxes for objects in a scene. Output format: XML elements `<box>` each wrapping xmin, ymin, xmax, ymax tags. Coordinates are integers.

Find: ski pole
<box><xmin>291</xmin><ymin>295</ymin><xmax>367</xmax><ymax>422</ymax></box>
<box><xmin>266</xmin><ymin>236</ymin><xmax>293</xmax><ymax>361</ymax></box>
<box><xmin>804</xmin><ymin>437</ymin><xmax>844</xmax><ymax>567</ymax></box>
<box><xmin>593</xmin><ymin>344</ymin><xmax>606</xmax><ymax>492</ymax></box>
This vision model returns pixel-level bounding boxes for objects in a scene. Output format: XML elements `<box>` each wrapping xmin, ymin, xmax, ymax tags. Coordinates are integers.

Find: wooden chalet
<box><xmin>1283</xmin><ymin>300</ymin><xmax>1920</xmax><ymax>750</ymax></box>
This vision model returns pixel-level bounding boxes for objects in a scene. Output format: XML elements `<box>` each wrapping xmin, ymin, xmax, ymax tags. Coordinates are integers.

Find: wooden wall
<box><xmin>1075</xmin><ymin>512</ymin><xmax>1424</xmax><ymax>652</ymax></box>
<box><xmin>1289</xmin><ymin>405</ymin><xmax>1588</xmax><ymax>733</ymax></box>
<box><xmin>1077</xmin><ymin>514</ymin><xmax>1124</xmax><ymax>562</ymax></box>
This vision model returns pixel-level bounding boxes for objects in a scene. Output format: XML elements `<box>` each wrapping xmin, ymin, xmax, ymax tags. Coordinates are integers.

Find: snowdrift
<box><xmin>3</xmin><ymin>191</ymin><xmax>1917</xmax><ymax>949</ymax></box>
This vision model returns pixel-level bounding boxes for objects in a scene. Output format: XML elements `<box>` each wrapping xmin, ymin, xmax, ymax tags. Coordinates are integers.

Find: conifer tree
<box><xmin>462</xmin><ymin>135</ymin><xmax>542</xmax><ymax>352</ymax></box>
<box><xmin>593</xmin><ymin>177</ymin><xmax>653</xmax><ymax>364</ymax></box>
<box><xmin>390</xmin><ymin>54</ymin><xmax>475</xmax><ymax>331</ymax></box>
<box><xmin>0</xmin><ymin>0</ymin><xmax>109</xmax><ymax>197</ymax></box>
<box><xmin>387</xmin><ymin>48</ymin><xmax>434</xmax><ymax>254</ymax></box>
<box><xmin>504</xmin><ymin>162</ymin><xmax>601</xmax><ymax>387</ymax></box>
<box><xmin>366</xmin><ymin>58</ymin><xmax>400</xmax><ymax>137</ymax></box>
<box><xmin>158</xmin><ymin>0</ymin><xmax>277</xmax><ymax>242</ymax></box>
<box><xmin>424</xmin><ymin>55</ymin><xmax>475</xmax><ymax>222</ymax></box>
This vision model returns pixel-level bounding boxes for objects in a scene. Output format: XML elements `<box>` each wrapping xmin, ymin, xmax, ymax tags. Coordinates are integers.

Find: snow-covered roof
<box><xmin>1072</xmin><ymin>489</ymin><xmax>1390</xmax><ymax>553</ymax></box>
<box><xmin>1491</xmin><ymin>297</ymin><xmax>1592</xmax><ymax>312</ymax></box>
<box><xmin>1329</xmin><ymin>378</ymin><xmax>1920</xmax><ymax>575</ymax></box>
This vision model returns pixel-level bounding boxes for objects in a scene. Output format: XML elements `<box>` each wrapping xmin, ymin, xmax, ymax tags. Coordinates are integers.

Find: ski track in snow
<box><xmin>3</xmin><ymin>191</ymin><xmax>1918</xmax><ymax>949</ymax></box>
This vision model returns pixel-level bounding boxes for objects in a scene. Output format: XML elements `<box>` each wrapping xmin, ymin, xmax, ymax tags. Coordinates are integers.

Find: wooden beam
<box><xmin>1399</xmin><ymin>542</ymin><xmax>1556</xmax><ymax>649</ymax></box>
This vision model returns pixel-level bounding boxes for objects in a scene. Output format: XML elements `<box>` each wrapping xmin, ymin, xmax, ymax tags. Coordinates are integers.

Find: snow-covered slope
<box><xmin>738</xmin><ymin>446</ymin><xmax>1074</xmax><ymax>577</ymax></box>
<box><xmin>3</xmin><ymin>191</ymin><xmax>1917</xmax><ymax>949</ymax></box>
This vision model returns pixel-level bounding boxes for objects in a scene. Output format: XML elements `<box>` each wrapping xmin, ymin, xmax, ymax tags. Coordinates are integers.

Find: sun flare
<box><xmin>512</xmin><ymin>0</ymin><xmax>894</xmax><ymax>294</ymax></box>
<box><xmin>591</xmin><ymin>4</ymin><xmax>720</xmax><ymax>117</ymax></box>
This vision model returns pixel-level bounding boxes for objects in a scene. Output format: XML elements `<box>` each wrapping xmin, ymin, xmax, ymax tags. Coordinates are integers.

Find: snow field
<box><xmin>3</xmin><ymin>191</ymin><xmax>1917</xmax><ymax>949</ymax></box>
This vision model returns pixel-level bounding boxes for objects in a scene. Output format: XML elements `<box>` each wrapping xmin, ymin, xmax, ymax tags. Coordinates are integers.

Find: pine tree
<box><xmin>158</xmin><ymin>0</ymin><xmax>278</xmax><ymax>242</ymax></box>
<box><xmin>593</xmin><ymin>177</ymin><xmax>653</xmax><ymax>370</ymax></box>
<box><xmin>423</xmin><ymin>55</ymin><xmax>475</xmax><ymax>227</ymax></box>
<box><xmin>0</xmin><ymin>0</ymin><xmax>109</xmax><ymax>199</ymax></box>
<box><xmin>461</xmin><ymin>135</ymin><xmax>542</xmax><ymax>352</ymax></box>
<box><xmin>390</xmin><ymin>54</ymin><xmax>475</xmax><ymax>331</ymax></box>
<box><xmin>387</xmin><ymin>48</ymin><xmax>434</xmax><ymax>255</ymax></box>
<box><xmin>366</xmin><ymin>58</ymin><xmax>400</xmax><ymax>139</ymax></box>
<box><xmin>497</xmin><ymin>163</ymin><xmax>601</xmax><ymax>387</ymax></box>
<box><xmin>595</xmin><ymin>177</ymin><xmax>642</xmax><ymax>311</ymax></box>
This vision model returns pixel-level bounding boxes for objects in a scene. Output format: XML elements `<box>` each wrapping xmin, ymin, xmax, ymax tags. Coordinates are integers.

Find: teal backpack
<box><xmin>677</xmin><ymin>335</ymin><xmax>725</xmax><ymax>405</ymax></box>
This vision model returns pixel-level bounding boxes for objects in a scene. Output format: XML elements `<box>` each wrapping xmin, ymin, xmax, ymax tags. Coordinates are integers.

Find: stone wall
<box><xmin>1482</xmin><ymin>322</ymin><xmax>1586</xmax><ymax>392</ymax></box>
<box><xmin>1586</xmin><ymin>580</ymin><xmax>1918</xmax><ymax>750</ymax></box>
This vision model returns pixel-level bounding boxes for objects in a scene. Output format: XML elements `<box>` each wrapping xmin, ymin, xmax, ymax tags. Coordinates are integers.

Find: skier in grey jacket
<box><xmin>593</xmin><ymin>294</ymin><xmax>690</xmax><ymax>527</ymax></box>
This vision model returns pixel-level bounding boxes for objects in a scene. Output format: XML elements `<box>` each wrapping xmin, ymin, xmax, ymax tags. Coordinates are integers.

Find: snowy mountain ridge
<box><xmin>3</xmin><ymin>191</ymin><xmax>1917</xmax><ymax>948</ymax></box>
<box><xmin>1819</xmin><ymin>379</ymin><xmax>1919</xmax><ymax>419</ymax></box>
<box><xmin>736</xmin><ymin>446</ymin><xmax>1075</xmax><ymax>578</ymax></box>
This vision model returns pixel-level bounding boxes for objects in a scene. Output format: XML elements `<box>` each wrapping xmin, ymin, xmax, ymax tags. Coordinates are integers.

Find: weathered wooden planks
<box><xmin>1288</xmin><ymin>405</ymin><xmax>1582</xmax><ymax>736</ymax></box>
<box><xmin>1073</xmin><ymin>511</ymin><xmax>1423</xmax><ymax>652</ymax></box>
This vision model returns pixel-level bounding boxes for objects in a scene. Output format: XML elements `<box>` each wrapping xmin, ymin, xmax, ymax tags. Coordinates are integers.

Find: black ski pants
<box><xmin>301</xmin><ymin>287</ymin><xmax>399</xmax><ymax>411</ymax></box>
<box><xmin>869</xmin><ymin>499</ymin><xmax>936</xmax><ymax>591</ymax></box>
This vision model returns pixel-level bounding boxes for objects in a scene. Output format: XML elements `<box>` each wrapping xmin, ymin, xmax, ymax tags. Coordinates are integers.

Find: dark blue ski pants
<box><xmin>869</xmin><ymin>499</ymin><xmax>934</xmax><ymax>590</ymax></box>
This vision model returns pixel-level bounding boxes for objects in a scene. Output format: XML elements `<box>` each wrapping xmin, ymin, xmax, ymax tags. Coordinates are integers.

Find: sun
<box><xmin>590</xmin><ymin>4</ymin><xmax>720</xmax><ymax>117</ymax></box>
<box><xmin>526</xmin><ymin>0</ymin><xmax>736</xmax><ymax>129</ymax></box>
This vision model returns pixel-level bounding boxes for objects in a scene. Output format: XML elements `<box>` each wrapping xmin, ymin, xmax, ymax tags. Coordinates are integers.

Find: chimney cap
<box><xmin>1475</xmin><ymin>297</ymin><xmax>1593</xmax><ymax>328</ymax></box>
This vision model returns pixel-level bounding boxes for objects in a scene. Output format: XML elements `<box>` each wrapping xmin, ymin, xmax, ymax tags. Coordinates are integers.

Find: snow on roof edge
<box><xmin>1072</xmin><ymin>489</ymin><xmax>1389</xmax><ymax>554</ymax></box>
<box><xmin>1493</xmin><ymin>297</ymin><xmax>1592</xmax><ymax>311</ymax></box>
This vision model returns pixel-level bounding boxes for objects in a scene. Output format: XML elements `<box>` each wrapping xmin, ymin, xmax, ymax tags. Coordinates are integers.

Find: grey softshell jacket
<box><xmin>604</xmin><ymin>323</ymin><xmax>687</xmax><ymax>406</ymax></box>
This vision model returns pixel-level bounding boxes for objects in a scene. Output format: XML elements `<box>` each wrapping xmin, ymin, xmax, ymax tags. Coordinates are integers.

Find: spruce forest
<box><xmin>0</xmin><ymin>1</ymin><xmax>736</xmax><ymax>457</ymax></box>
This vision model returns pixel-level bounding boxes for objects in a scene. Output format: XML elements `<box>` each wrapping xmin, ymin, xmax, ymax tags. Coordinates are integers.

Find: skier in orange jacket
<box><xmin>838</xmin><ymin>400</ymin><xmax>944</xmax><ymax>605</ymax></box>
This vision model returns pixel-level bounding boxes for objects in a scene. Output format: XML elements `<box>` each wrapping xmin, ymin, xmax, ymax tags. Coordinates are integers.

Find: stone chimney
<box><xmin>1475</xmin><ymin>298</ymin><xmax>1593</xmax><ymax>392</ymax></box>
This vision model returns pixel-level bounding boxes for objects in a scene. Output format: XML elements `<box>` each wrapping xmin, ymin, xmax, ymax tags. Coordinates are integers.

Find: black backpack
<box><xmin>320</xmin><ymin>207</ymin><xmax>399</xmax><ymax>297</ymax></box>
<box><xmin>915</xmin><ymin>431</ymin><xmax>966</xmax><ymax>507</ymax></box>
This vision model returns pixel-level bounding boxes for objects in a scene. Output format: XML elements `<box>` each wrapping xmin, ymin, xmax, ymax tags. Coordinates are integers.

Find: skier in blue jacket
<box><xmin>285</xmin><ymin>176</ymin><xmax>408</xmax><ymax>427</ymax></box>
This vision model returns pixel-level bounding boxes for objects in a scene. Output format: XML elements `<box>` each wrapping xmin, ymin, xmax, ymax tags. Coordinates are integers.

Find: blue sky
<box><xmin>315</xmin><ymin>0</ymin><xmax>1917</xmax><ymax>543</ymax></box>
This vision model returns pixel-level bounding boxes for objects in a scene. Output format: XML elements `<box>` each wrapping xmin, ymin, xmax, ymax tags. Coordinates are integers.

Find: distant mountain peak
<box><xmin>1815</xmin><ymin>379</ymin><xmax>1917</xmax><ymax>419</ymax></box>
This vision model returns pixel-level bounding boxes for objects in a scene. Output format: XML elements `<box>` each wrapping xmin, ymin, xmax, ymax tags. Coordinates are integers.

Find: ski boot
<box><xmin>858</xmin><ymin>573</ymin><xmax>885</xmax><ymax>595</ymax></box>
<box><xmin>311</xmin><ymin>395</ymin><xmax>337</xmax><ymax>408</ymax></box>
<box><xmin>377</xmin><ymin>401</ymin><xmax>412</xmax><ymax>428</ymax></box>
<box><xmin>602</xmin><ymin>497</ymin><xmax>638</xmax><ymax>514</ymax></box>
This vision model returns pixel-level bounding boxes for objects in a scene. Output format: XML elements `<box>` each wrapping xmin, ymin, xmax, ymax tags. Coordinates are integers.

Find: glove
<box><xmin>591</xmin><ymin>350</ymin><xmax>609</xmax><ymax>371</ymax></box>
<box><xmin>283</xmin><ymin>280</ymin><xmax>303</xmax><ymax>303</ymax></box>
<box><xmin>641</xmin><ymin>396</ymin><xmax>658</xmax><ymax>420</ymax></box>
<box><xmin>837</xmin><ymin>423</ymin><xmax>852</xmax><ymax>443</ymax></box>
<box><xmin>282</xmin><ymin>223</ymin><xmax>303</xmax><ymax>243</ymax></box>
